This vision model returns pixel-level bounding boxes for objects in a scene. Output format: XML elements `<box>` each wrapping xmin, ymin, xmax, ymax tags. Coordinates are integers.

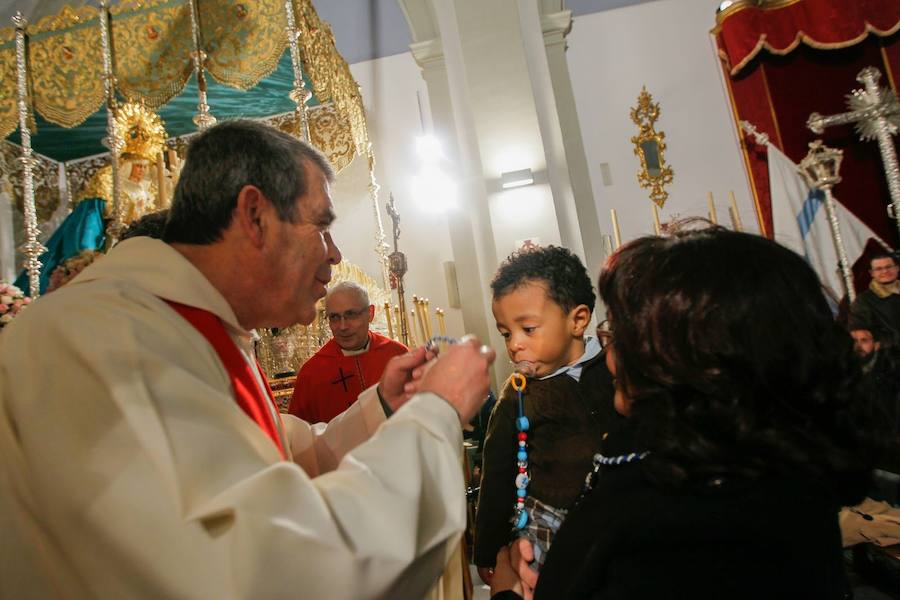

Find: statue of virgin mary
<box><xmin>14</xmin><ymin>103</ymin><xmax>168</xmax><ymax>294</ymax></box>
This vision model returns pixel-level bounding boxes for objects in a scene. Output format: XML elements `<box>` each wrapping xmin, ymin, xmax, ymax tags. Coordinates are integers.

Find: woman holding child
<box><xmin>491</xmin><ymin>227</ymin><xmax>886</xmax><ymax>599</ymax></box>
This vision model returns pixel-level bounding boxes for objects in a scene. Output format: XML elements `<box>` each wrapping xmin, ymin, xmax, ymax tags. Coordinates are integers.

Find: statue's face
<box><xmin>128</xmin><ymin>162</ymin><xmax>147</xmax><ymax>182</ymax></box>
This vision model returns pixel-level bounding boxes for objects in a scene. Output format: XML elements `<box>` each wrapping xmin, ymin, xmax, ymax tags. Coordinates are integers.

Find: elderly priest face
<box><xmin>326</xmin><ymin>282</ymin><xmax>376</xmax><ymax>351</ymax></box>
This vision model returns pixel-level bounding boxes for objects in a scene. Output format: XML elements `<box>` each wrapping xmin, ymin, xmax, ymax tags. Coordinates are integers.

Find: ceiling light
<box><xmin>411</xmin><ymin>165</ymin><xmax>457</xmax><ymax>213</ymax></box>
<box><xmin>415</xmin><ymin>135</ymin><xmax>442</xmax><ymax>163</ymax></box>
<box><xmin>500</xmin><ymin>168</ymin><xmax>534</xmax><ymax>189</ymax></box>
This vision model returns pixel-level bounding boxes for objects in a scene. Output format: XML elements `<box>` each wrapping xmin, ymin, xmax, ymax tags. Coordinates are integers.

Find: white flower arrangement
<box><xmin>0</xmin><ymin>281</ymin><xmax>32</xmax><ymax>328</ymax></box>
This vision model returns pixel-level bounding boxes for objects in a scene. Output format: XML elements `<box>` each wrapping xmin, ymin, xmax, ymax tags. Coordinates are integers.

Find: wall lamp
<box><xmin>500</xmin><ymin>168</ymin><xmax>535</xmax><ymax>189</ymax></box>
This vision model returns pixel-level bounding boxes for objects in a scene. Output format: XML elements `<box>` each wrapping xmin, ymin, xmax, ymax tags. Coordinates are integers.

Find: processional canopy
<box><xmin>2</xmin><ymin>1</ymin><xmax>395</xmax><ymax>368</ymax></box>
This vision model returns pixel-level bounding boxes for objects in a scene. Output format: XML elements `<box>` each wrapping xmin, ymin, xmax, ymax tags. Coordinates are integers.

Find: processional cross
<box><xmin>807</xmin><ymin>67</ymin><xmax>900</xmax><ymax>238</ymax></box>
<box><xmin>386</xmin><ymin>194</ymin><xmax>410</xmax><ymax>347</ymax></box>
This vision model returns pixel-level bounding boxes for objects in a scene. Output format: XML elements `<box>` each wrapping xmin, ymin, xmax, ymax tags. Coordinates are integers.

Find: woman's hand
<box><xmin>510</xmin><ymin>538</ymin><xmax>538</xmax><ymax>599</ymax></box>
<box><xmin>490</xmin><ymin>546</ymin><xmax>525</xmax><ymax>599</ymax></box>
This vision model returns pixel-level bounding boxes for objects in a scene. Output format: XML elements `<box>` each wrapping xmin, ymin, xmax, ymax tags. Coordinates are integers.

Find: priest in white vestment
<box><xmin>0</xmin><ymin>120</ymin><xmax>495</xmax><ymax>600</ymax></box>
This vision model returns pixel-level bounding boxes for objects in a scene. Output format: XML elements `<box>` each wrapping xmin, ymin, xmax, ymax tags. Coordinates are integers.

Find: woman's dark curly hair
<box><xmin>491</xmin><ymin>245</ymin><xmax>595</xmax><ymax>315</ymax></box>
<box><xmin>599</xmin><ymin>226</ymin><xmax>886</xmax><ymax>504</ymax></box>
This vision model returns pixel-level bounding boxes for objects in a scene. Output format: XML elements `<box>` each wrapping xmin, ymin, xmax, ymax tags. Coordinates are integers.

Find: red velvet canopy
<box><xmin>713</xmin><ymin>0</ymin><xmax>900</xmax><ymax>257</ymax></box>
<box><xmin>717</xmin><ymin>0</ymin><xmax>900</xmax><ymax>76</ymax></box>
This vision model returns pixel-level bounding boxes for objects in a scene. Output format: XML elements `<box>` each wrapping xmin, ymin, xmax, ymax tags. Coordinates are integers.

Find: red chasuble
<box><xmin>165</xmin><ymin>301</ymin><xmax>287</xmax><ymax>459</ymax></box>
<box><xmin>289</xmin><ymin>331</ymin><xmax>407</xmax><ymax>423</ymax></box>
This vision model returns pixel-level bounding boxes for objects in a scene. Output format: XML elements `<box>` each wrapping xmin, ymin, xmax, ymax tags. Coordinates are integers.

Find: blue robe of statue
<box><xmin>14</xmin><ymin>198</ymin><xmax>106</xmax><ymax>295</ymax></box>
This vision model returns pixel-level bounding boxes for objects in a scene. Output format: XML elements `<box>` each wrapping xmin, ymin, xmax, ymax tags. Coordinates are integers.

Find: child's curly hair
<box><xmin>490</xmin><ymin>245</ymin><xmax>595</xmax><ymax>315</ymax></box>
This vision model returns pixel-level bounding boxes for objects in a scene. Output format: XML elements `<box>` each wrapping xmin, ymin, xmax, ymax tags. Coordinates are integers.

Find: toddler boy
<box><xmin>474</xmin><ymin>246</ymin><xmax>621</xmax><ymax>582</ymax></box>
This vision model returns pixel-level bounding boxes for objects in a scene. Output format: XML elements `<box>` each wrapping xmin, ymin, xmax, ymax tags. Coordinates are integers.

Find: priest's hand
<box><xmin>418</xmin><ymin>335</ymin><xmax>495</xmax><ymax>426</ymax></box>
<box><xmin>378</xmin><ymin>347</ymin><xmax>432</xmax><ymax>413</ymax></box>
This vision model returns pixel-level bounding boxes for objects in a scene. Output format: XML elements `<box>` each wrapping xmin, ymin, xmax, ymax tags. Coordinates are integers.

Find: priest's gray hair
<box><xmin>163</xmin><ymin>119</ymin><xmax>334</xmax><ymax>245</ymax></box>
<box><xmin>326</xmin><ymin>281</ymin><xmax>370</xmax><ymax>308</ymax></box>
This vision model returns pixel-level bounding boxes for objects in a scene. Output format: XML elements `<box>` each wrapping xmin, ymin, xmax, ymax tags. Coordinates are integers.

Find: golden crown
<box><xmin>115</xmin><ymin>102</ymin><xmax>167</xmax><ymax>161</ymax></box>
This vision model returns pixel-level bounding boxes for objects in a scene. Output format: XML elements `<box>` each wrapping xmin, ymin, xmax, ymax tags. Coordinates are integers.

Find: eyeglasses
<box><xmin>326</xmin><ymin>308</ymin><xmax>368</xmax><ymax>324</ymax></box>
<box><xmin>871</xmin><ymin>264</ymin><xmax>898</xmax><ymax>272</ymax></box>
<box><xmin>597</xmin><ymin>319</ymin><xmax>613</xmax><ymax>349</ymax></box>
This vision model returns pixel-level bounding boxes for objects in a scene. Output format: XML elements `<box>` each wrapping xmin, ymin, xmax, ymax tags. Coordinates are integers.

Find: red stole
<box><xmin>165</xmin><ymin>301</ymin><xmax>286</xmax><ymax>459</ymax></box>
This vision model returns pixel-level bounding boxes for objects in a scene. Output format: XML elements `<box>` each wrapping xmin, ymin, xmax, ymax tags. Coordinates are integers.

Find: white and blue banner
<box><xmin>768</xmin><ymin>144</ymin><xmax>881</xmax><ymax>303</ymax></box>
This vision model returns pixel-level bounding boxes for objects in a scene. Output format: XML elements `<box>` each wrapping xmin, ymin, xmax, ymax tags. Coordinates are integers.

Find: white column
<box><xmin>517</xmin><ymin>3</ymin><xmax>585</xmax><ymax>261</ymax></box>
<box><xmin>410</xmin><ymin>37</ymin><xmax>505</xmax><ymax>388</ymax></box>
<box><xmin>537</xmin><ymin>9</ymin><xmax>605</xmax><ymax>275</ymax></box>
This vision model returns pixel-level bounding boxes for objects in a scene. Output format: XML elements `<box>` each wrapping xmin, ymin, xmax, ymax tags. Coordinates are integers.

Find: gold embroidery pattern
<box><xmin>204</xmin><ymin>0</ymin><xmax>287</xmax><ymax>90</ymax></box>
<box><xmin>28</xmin><ymin>4</ymin><xmax>98</xmax><ymax>35</ymax></box>
<box><xmin>111</xmin><ymin>0</ymin><xmax>194</xmax><ymax>110</ymax></box>
<box><xmin>28</xmin><ymin>6</ymin><xmax>104</xmax><ymax>130</ymax></box>
<box><xmin>294</xmin><ymin>0</ymin><xmax>370</xmax><ymax>155</ymax></box>
<box><xmin>269</xmin><ymin>104</ymin><xmax>356</xmax><ymax>174</ymax></box>
<box><xmin>0</xmin><ymin>28</ymin><xmax>17</xmax><ymax>141</ymax></box>
<box><xmin>309</xmin><ymin>104</ymin><xmax>355</xmax><ymax>173</ymax></box>
<box><xmin>0</xmin><ymin>0</ymin><xmax>373</xmax><ymax>174</ymax></box>
<box><xmin>0</xmin><ymin>0</ymin><xmax>369</xmax><ymax>213</ymax></box>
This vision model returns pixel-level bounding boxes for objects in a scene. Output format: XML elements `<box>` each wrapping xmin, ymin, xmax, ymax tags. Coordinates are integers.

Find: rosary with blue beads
<box><xmin>509</xmin><ymin>372</ymin><xmax>531</xmax><ymax>530</ymax></box>
<box><xmin>426</xmin><ymin>336</ymin><xmax>533</xmax><ymax>529</ymax></box>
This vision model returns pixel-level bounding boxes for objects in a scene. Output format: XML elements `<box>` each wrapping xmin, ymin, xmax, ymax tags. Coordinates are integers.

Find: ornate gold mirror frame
<box><xmin>630</xmin><ymin>87</ymin><xmax>674</xmax><ymax>207</ymax></box>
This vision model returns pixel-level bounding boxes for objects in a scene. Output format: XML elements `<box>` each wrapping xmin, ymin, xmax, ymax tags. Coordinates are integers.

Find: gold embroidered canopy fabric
<box><xmin>0</xmin><ymin>0</ymin><xmax>370</xmax><ymax>156</ymax></box>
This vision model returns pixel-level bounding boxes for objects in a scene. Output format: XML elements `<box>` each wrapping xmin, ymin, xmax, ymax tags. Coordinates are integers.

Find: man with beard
<box><xmin>851</xmin><ymin>325</ymin><xmax>900</xmax><ymax>438</ymax></box>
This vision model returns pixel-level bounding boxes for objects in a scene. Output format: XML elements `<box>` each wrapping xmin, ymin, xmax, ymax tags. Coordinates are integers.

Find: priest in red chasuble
<box><xmin>290</xmin><ymin>281</ymin><xmax>408</xmax><ymax>423</ymax></box>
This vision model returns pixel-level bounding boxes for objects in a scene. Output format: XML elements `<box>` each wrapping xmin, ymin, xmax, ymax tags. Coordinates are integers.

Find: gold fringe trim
<box><xmin>205</xmin><ymin>40</ymin><xmax>288</xmax><ymax>92</ymax></box>
<box><xmin>718</xmin><ymin>21</ymin><xmax>900</xmax><ymax>76</ymax></box>
<box><xmin>713</xmin><ymin>0</ymin><xmax>803</xmax><ymax>30</ymax></box>
<box><xmin>33</xmin><ymin>91</ymin><xmax>105</xmax><ymax>132</ymax></box>
<box><xmin>119</xmin><ymin>72</ymin><xmax>194</xmax><ymax>113</ymax></box>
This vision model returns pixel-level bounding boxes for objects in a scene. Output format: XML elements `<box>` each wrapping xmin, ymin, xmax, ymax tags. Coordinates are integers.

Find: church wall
<box><xmin>488</xmin><ymin>182</ymin><xmax>562</xmax><ymax>259</ymax></box>
<box><xmin>565</xmin><ymin>0</ymin><xmax>757</xmax><ymax>243</ymax></box>
<box><xmin>336</xmin><ymin>52</ymin><xmax>467</xmax><ymax>341</ymax></box>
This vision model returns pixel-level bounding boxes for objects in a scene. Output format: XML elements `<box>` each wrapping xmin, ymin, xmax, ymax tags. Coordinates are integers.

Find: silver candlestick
<box><xmin>12</xmin><ymin>12</ymin><xmax>46</xmax><ymax>298</ymax></box>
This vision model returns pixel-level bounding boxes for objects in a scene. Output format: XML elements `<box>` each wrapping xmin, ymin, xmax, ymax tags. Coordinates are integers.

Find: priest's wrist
<box><xmin>376</xmin><ymin>385</ymin><xmax>395</xmax><ymax>418</ymax></box>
